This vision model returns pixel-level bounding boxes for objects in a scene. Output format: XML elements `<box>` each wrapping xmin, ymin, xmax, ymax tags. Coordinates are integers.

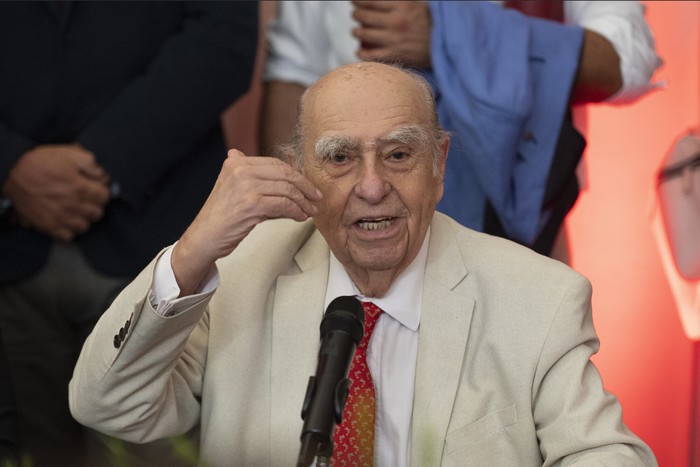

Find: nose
<box><xmin>353</xmin><ymin>157</ymin><xmax>390</xmax><ymax>203</ymax></box>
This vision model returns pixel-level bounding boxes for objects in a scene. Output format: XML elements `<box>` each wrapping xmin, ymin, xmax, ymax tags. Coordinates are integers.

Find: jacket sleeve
<box><xmin>0</xmin><ymin>123</ymin><xmax>35</xmax><ymax>187</ymax></box>
<box><xmin>77</xmin><ymin>1</ymin><xmax>258</xmax><ymax>207</ymax></box>
<box><xmin>0</xmin><ymin>330</ymin><xmax>18</xmax><ymax>463</ymax></box>
<box><xmin>69</xmin><ymin>253</ymin><xmax>213</xmax><ymax>442</ymax></box>
<box><xmin>532</xmin><ymin>275</ymin><xmax>657</xmax><ymax>466</ymax></box>
<box><xmin>565</xmin><ymin>1</ymin><xmax>663</xmax><ymax>104</ymax></box>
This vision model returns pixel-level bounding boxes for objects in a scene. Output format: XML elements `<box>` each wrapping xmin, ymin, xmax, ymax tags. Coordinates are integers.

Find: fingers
<box><xmin>78</xmin><ymin>177</ymin><xmax>112</xmax><ymax>207</ymax></box>
<box><xmin>16</xmin><ymin>202</ymin><xmax>94</xmax><ymax>242</ymax></box>
<box><xmin>69</xmin><ymin>193</ymin><xmax>108</xmax><ymax>223</ymax></box>
<box><xmin>45</xmin><ymin>187</ymin><xmax>107</xmax><ymax>240</ymax></box>
<box><xmin>78</xmin><ymin>163</ymin><xmax>109</xmax><ymax>182</ymax></box>
<box><xmin>31</xmin><ymin>196</ymin><xmax>104</xmax><ymax>240</ymax></box>
<box><xmin>6</xmin><ymin>145</ymin><xmax>111</xmax><ymax>239</ymax></box>
<box><xmin>224</xmin><ymin>150</ymin><xmax>322</xmax><ymax>220</ymax></box>
<box><xmin>227</xmin><ymin>149</ymin><xmax>323</xmax><ymax>200</ymax></box>
<box><xmin>64</xmin><ymin>145</ymin><xmax>111</xmax><ymax>207</ymax></box>
<box><xmin>174</xmin><ymin>150</ymin><xmax>324</xmax><ymax>282</ymax></box>
<box><xmin>172</xmin><ymin>149</ymin><xmax>328</xmax><ymax>290</ymax></box>
<box><xmin>66</xmin><ymin>146</ymin><xmax>110</xmax><ymax>181</ymax></box>
<box><xmin>14</xmin><ymin>211</ymin><xmax>71</xmax><ymax>241</ymax></box>
<box><xmin>353</xmin><ymin>28</ymin><xmax>394</xmax><ymax>53</ymax></box>
<box><xmin>52</xmin><ymin>163</ymin><xmax>111</xmax><ymax>223</ymax></box>
<box><xmin>352</xmin><ymin>4</ymin><xmax>391</xmax><ymax>29</ymax></box>
<box><xmin>352</xmin><ymin>1</ymin><xmax>395</xmax><ymax>12</ymax></box>
<box><xmin>254</xmin><ymin>180</ymin><xmax>319</xmax><ymax>220</ymax></box>
<box><xmin>352</xmin><ymin>0</ymin><xmax>432</xmax><ymax>69</ymax></box>
<box><xmin>51</xmin><ymin>214</ymin><xmax>91</xmax><ymax>241</ymax></box>
<box><xmin>351</xmin><ymin>2</ymin><xmax>407</xmax><ymax>54</ymax></box>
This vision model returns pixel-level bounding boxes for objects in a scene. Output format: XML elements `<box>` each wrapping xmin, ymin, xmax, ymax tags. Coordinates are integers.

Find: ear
<box><xmin>288</xmin><ymin>153</ymin><xmax>305</xmax><ymax>173</ymax></box>
<box><xmin>275</xmin><ymin>147</ymin><xmax>301</xmax><ymax>171</ymax></box>
<box><xmin>435</xmin><ymin>135</ymin><xmax>450</xmax><ymax>201</ymax></box>
<box><xmin>439</xmin><ymin>136</ymin><xmax>450</xmax><ymax>175</ymax></box>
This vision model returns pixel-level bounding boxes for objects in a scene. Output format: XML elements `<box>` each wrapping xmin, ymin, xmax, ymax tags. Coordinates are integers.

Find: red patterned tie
<box><xmin>332</xmin><ymin>301</ymin><xmax>383</xmax><ymax>466</ymax></box>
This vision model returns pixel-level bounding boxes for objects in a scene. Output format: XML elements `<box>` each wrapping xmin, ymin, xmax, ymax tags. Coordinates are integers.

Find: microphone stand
<box><xmin>297</xmin><ymin>432</ymin><xmax>332</xmax><ymax>467</ymax></box>
<box><xmin>296</xmin><ymin>373</ymin><xmax>351</xmax><ymax>466</ymax></box>
<box><xmin>296</xmin><ymin>296</ymin><xmax>363</xmax><ymax>467</ymax></box>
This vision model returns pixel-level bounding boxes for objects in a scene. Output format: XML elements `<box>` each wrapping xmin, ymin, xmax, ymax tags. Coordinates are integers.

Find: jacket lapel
<box><xmin>266</xmin><ymin>215</ymin><xmax>474</xmax><ymax>464</ymax></box>
<box><xmin>411</xmin><ymin>215</ymin><xmax>474</xmax><ymax>465</ymax></box>
<box><xmin>270</xmin><ymin>230</ymin><xmax>330</xmax><ymax>465</ymax></box>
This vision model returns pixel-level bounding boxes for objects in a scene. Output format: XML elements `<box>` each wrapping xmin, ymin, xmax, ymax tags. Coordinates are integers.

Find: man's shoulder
<box><xmin>431</xmin><ymin>212</ymin><xmax>584</xmax><ymax>285</ymax></box>
<box><xmin>430</xmin><ymin>213</ymin><xmax>592</xmax><ymax>329</ymax></box>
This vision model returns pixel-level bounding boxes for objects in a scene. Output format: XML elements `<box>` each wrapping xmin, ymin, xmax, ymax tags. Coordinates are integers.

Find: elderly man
<box><xmin>70</xmin><ymin>62</ymin><xmax>655</xmax><ymax>466</ymax></box>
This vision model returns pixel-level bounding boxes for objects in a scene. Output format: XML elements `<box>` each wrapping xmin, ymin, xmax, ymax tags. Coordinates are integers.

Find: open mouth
<box><xmin>357</xmin><ymin>217</ymin><xmax>393</xmax><ymax>231</ymax></box>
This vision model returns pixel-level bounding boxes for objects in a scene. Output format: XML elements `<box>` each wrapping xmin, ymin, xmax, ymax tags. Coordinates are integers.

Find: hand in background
<box><xmin>2</xmin><ymin>144</ymin><xmax>111</xmax><ymax>241</ymax></box>
<box><xmin>172</xmin><ymin>149</ymin><xmax>323</xmax><ymax>296</ymax></box>
<box><xmin>352</xmin><ymin>0</ymin><xmax>432</xmax><ymax>70</ymax></box>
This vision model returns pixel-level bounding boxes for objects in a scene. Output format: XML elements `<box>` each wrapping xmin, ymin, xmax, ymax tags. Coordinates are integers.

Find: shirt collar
<box><xmin>324</xmin><ymin>228</ymin><xmax>430</xmax><ymax>332</ymax></box>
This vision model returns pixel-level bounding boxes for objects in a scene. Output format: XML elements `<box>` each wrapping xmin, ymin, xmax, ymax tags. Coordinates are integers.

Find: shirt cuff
<box><xmin>151</xmin><ymin>244</ymin><xmax>220</xmax><ymax>317</ymax></box>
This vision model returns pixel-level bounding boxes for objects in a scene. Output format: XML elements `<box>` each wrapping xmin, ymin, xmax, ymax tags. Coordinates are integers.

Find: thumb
<box><xmin>67</xmin><ymin>147</ymin><xmax>107</xmax><ymax>179</ymax></box>
<box><xmin>227</xmin><ymin>148</ymin><xmax>248</xmax><ymax>159</ymax></box>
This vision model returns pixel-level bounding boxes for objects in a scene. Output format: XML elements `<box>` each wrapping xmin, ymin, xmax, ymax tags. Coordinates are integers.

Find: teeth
<box><xmin>357</xmin><ymin>218</ymin><xmax>392</xmax><ymax>231</ymax></box>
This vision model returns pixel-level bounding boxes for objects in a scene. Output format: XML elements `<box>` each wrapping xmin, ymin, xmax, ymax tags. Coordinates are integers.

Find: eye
<box><xmin>389</xmin><ymin>150</ymin><xmax>409</xmax><ymax>161</ymax></box>
<box><xmin>382</xmin><ymin>146</ymin><xmax>421</xmax><ymax>172</ymax></box>
<box><xmin>330</xmin><ymin>153</ymin><xmax>349</xmax><ymax>163</ymax></box>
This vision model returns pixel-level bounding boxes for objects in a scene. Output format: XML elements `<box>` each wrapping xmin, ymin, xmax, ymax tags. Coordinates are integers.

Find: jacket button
<box><xmin>113</xmin><ymin>335</ymin><xmax>121</xmax><ymax>349</ymax></box>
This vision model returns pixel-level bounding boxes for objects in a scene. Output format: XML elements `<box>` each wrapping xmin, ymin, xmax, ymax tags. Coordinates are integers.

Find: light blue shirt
<box><xmin>429</xmin><ymin>1</ymin><xmax>584</xmax><ymax>245</ymax></box>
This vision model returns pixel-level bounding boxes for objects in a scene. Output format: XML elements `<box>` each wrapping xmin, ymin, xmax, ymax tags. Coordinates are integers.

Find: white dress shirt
<box><xmin>264</xmin><ymin>0</ymin><xmax>662</xmax><ymax>104</ymax></box>
<box><xmin>151</xmin><ymin>230</ymin><xmax>431</xmax><ymax>466</ymax></box>
<box><xmin>324</xmin><ymin>230</ymin><xmax>429</xmax><ymax>466</ymax></box>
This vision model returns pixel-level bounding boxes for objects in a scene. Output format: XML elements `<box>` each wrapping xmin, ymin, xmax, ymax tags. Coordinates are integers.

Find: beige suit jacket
<box><xmin>70</xmin><ymin>213</ymin><xmax>656</xmax><ymax>466</ymax></box>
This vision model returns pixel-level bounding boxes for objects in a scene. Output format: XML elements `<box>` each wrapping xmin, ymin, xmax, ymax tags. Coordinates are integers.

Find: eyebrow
<box><xmin>314</xmin><ymin>135</ymin><xmax>361</xmax><ymax>160</ymax></box>
<box><xmin>314</xmin><ymin>125</ymin><xmax>430</xmax><ymax>159</ymax></box>
<box><xmin>377</xmin><ymin>125</ymin><xmax>430</xmax><ymax>149</ymax></box>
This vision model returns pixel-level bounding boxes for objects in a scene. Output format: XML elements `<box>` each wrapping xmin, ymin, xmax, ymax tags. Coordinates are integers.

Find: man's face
<box><xmin>302</xmin><ymin>65</ymin><xmax>446</xmax><ymax>286</ymax></box>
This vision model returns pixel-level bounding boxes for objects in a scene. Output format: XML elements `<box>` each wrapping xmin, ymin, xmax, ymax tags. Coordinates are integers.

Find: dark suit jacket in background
<box><xmin>0</xmin><ymin>1</ymin><xmax>258</xmax><ymax>284</ymax></box>
<box><xmin>0</xmin><ymin>330</ymin><xmax>18</xmax><ymax>463</ymax></box>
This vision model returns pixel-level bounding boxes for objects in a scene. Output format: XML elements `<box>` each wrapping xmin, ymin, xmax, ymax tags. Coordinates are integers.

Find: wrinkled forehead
<box><xmin>301</xmin><ymin>64</ymin><xmax>430</xmax><ymax>135</ymax></box>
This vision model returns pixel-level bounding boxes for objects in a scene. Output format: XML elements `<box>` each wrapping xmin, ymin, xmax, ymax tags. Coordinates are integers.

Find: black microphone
<box><xmin>297</xmin><ymin>296</ymin><xmax>364</xmax><ymax>467</ymax></box>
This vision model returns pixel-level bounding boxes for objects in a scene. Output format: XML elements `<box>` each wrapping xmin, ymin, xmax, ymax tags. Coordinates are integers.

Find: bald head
<box><xmin>284</xmin><ymin>62</ymin><xmax>446</xmax><ymax>173</ymax></box>
<box><xmin>303</xmin><ymin>62</ymin><xmax>431</xmax><ymax>123</ymax></box>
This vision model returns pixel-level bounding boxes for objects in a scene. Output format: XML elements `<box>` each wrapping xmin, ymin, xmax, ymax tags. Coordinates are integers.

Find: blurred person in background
<box><xmin>261</xmin><ymin>0</ymin><xmax>661</xmax><ymax>261</ymax></box>
<box><xmin>0</xmin><ymin>2</ymin><xmax>258</xmax><ymax>465</ymax></box>
<box><xmin>653</xmin><ymin>128</ymin><xmax>700</xmax><ymax>339</ymax></box>
<box><xmin>0</xmin><ymin>329</ymin><xmax>18</xmax><ymax>466</ymax></box>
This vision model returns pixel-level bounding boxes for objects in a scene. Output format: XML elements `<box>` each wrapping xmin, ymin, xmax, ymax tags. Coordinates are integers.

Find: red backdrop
<box><xmin>567</xmin><ymin>2</ymin><xmax>700</xmax><ymax>465</ymax></box>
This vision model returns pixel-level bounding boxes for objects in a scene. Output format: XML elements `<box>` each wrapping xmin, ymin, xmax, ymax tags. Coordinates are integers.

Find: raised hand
<box><xmin>352</xmin><ymin>0</ymin><xmax>432</xmax><ymax>70</ymax></box>
<box><xmin>171</xmin><ymin>149</ymin><xmax>323</xmax><ymax>295</ymax></box>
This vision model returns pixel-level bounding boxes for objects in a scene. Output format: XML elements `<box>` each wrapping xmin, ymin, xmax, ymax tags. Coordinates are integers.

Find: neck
<box><xmin>347</xmin><ymin>268</ymin><xmax>398</xmax><ymax>298</ymax></box>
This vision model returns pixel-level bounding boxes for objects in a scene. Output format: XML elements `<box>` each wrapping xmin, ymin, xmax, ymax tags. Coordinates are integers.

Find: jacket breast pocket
<box><xmin>444</xmin><ymin>404</ymin><xmax>518</xmax><ymax>456</ymax></box>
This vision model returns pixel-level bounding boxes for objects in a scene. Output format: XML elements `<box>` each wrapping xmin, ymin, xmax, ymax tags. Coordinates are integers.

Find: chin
<box><xmin>352</xmin><ymin>253</ymin><xmax>403</xmax><ymax>272</ymax></box>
